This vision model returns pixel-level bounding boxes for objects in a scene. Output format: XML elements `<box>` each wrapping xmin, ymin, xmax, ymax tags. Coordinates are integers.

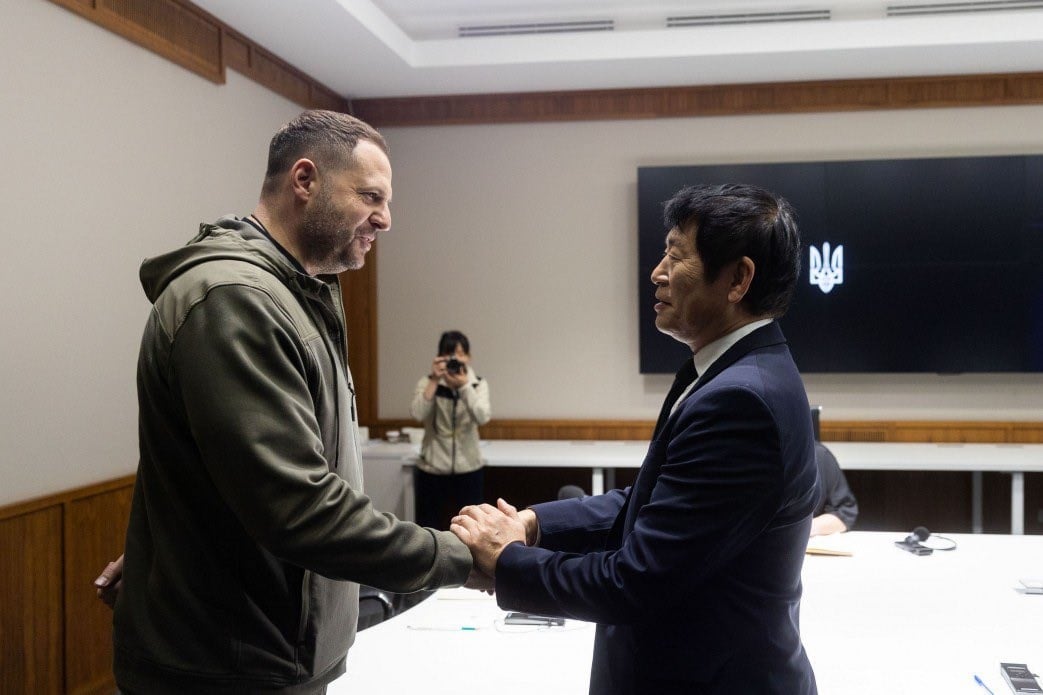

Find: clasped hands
<box><xmin>451</xmin><ymin>498</ymin><xmax>536</xmax><ymax>593</ymax></box>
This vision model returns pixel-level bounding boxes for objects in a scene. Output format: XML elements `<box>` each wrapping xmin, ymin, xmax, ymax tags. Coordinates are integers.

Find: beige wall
<box><xmin>377</xmin><ymin>108</ymin><xmax>1043</xmax><ymax>421</ymax></box>
<box><xmin>3</xmin><ymin>1</ymin><xmax>1042</xmax><ymax>506</ymax></box>
<box><xmin>0</xmin><ymin>0</ymin><xmax>300</xmax><ymax>505</ymax></box>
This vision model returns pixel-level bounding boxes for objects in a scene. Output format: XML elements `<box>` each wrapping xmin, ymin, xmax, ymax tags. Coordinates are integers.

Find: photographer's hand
<box><xmin>423</xmin><ymin>357</ymin><xmax>448</xmax><ymax>401</ymax></box>
<box><xmin>429</xmin><ymin>356</ymin><xmax>448</xmax><ymax>380</ymax></box>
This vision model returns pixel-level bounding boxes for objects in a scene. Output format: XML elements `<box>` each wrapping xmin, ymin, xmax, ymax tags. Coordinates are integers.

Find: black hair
<box><xmin>662</xmin><ymin>183</ymin><xmax>801</xmax><ymax>317</ymax></box>
<box><xmin>438</xmin><ymin>330</ymin><xmax>470</xmax><ymax>357</ymax></box>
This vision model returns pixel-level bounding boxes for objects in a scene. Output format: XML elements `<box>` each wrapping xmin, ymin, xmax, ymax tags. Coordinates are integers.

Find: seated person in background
<box><xmin>410</xmin><ymin>330</ymin><xmax>491</xmax><ymax>529</ymax></box>
<box><xmin>811</xmin><ymin>441</ymin><xmax>859</xmax><ymax>536</ymax></box>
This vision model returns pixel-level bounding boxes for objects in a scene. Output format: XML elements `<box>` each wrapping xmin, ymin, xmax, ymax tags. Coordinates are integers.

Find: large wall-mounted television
<box><xmin>637</xmin><ymin>155</ymin><xmax>1043</xmax><ymax>374</ymax></box>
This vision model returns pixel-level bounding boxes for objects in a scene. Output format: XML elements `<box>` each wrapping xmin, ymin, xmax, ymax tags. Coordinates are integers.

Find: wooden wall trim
<box><xmin>367</xmin><ymin>418</ymin><xmax>1043</xmax><ymax>444</ymax></box>
<box><xmin>341</xmin><ymin>246</ymin><xmax>379</xmax><ymax>425</ymax></box>
<box><xmin>0</xmin><ymin>474</ymin><xmax>136</xmax><ymax>522</ymax></box>
<box><xmin>45</xmin><ymin>0</ymin><xmax>350</xmax><ymax>111</ymax></box>
<box><xmin>222</xmin><ymin>26</ymin><xmax>349</xmax><ymax>111</ymax></box>
<box><xmin>48</xmin><ymin>0</ymin><xmax>225</xmax><ymax>84</ymax></box>
<box><xmin>0</xmin><ymin>475</ymin><xmax>135</xmax><ymax>694</ymax></box>
<box><xmin>351</xmin><ymin>72</ymin><xmax>1043</xmax><ymax>127</ymax></box>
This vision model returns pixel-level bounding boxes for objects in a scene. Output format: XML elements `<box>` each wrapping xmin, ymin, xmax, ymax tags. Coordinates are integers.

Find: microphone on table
<box><xmin>895</xmin><ymin>526</ymin><xmax>958</xmax><ymax>555</ymax></box>
<box><xmin>902</xmin><ymin>526</ymin><xmax>930</xmax><ymax>545</ymax></box>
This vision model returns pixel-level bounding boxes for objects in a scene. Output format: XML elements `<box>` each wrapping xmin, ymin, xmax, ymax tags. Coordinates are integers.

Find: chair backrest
<box><xmin>557</xmin><ymin>484</ymin><xmax>587</xmax><ymax>500</ymax></box>
<box><xmin>357</xmin><ymin>586</ymin><xmax>395</xmax><ymax>630</ymax></box>
<box><xmin>810</xmin><ymin>405</ymin><xmax>822</xmax><ymax>441</ymax></box>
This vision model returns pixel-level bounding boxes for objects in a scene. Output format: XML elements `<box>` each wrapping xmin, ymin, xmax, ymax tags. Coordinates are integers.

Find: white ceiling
<box><xmin>190</xmin><ymin>0</ymin><xmax>1043</xmax><ymax>99</ymax></box>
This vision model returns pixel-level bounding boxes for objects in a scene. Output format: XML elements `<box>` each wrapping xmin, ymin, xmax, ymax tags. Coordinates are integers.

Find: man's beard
<box><xmin>299</xmin><ymin>193</ymin><xmax>361</xmax><ymax>274</ymax></box>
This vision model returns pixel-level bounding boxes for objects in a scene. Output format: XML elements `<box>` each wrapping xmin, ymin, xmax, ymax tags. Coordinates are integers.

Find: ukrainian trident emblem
<box><xmin>809</xmin><ymin>242</ymin><xmax>843</xmax><ymax>294</ymax></box>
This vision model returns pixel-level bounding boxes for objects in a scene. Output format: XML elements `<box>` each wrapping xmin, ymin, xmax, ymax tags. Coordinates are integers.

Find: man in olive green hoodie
<box><xmin>99</xmin><ymin>110</ymin><xmax>473</xmax><ymax>694</ymax></box>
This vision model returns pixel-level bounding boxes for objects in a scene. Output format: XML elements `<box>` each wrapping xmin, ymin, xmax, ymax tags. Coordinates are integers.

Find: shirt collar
<box><xmin>692</xmin><ymin>318</ymin><xmax>774</xmax><ymax>378</ymax></box>
<box><xmin>669</xmin><ymin>318</ymin><xmax>774</xmax><ymax>418</ymax></box>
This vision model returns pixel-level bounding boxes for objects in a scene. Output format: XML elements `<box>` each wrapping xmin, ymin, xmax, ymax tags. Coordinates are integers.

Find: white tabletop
<box><xmin>361</xmin><ymin>439</ymin><xmax>1043</xmax><ymax>531</ymax></box>
<box><xmin>825</xmin><ymin>441</ymin><xmax>1043</xmax><ymax>473</ymax></box>
<box><xmin>333</xmin><ymin>531</ymin><xmax>1043</xmax><ymax>694</ymax></box>
<box><xmin>363</xmin><ymin>439</ymin><xmax>1043</xmax><ymax>473</ymax></box>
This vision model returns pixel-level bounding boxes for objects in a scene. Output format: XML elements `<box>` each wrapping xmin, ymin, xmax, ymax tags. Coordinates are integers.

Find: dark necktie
<box><xmin>652</xmin><ymin>359</ymin><xmax>699</xmax><ymax>440</ymax></box>
<box><xmin>607</xmin><ymin>358</ymin><xmax>699</xmax><ymax>544</ymax></box>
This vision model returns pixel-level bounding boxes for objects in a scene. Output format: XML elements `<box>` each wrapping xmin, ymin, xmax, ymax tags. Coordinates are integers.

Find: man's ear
<box><xmin>728</xmin><ymin>256</ymin><xmax>755</xmax><ymax>304</ymax></box>
<box><xmin>289</xmin><ymin>158</ymin><xmax>317</xmax><ymax>201</ymax></box>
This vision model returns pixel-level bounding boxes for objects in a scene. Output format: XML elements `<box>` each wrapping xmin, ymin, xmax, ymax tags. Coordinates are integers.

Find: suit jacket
<box><xmin>496</xmin><ymin>322</ymin><xmax>819</xmax><ymax>694</ymax></box>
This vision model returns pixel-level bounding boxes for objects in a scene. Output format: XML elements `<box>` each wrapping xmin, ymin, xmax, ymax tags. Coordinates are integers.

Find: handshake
<box><xmin>450</xmin><ymin>498</ymin><xmax>538</xmax><ymax>593</ymax></box>
<box><xmin>94</xmin><ymin>497</ymin><xmax>542</xmax><ymax>608</ymax></box>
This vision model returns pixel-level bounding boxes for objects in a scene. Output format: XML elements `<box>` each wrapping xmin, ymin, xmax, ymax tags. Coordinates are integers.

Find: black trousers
<box><xmin>414</xmin><ymin>467</ymin><xmax>484</xmax><ymax>530</ymax></box>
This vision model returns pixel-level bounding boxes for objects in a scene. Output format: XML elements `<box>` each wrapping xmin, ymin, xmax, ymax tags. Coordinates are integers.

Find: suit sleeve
<box><xmin>172</xmin><ymin>285</ymin><xmax>471</xmax><ymax>591</ymax></box>
<box><xmin>495</xmin><ymin>385</ymin><xmax>784</xmax><ymax>623</ymax></box>
<box><xmin>529</xmin><ymin>489</ymin><xmax>629</xmax><ymax>555</ymax></box>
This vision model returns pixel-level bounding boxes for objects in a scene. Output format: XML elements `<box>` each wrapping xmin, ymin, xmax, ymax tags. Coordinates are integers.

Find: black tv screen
<box><xmin>637</xmin><ymin>155</ymin><xmax>1043</xmax><ymax>373</ymax></box>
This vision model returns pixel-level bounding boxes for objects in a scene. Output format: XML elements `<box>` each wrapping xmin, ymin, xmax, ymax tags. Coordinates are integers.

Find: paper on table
<box><xmin>805</xmin><ymin>533</ymin><xmax>854</xmax><ymax>556</ymax></box>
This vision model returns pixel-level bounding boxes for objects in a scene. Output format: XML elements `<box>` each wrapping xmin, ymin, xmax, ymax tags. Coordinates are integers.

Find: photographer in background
<box><xmin>410</xmin><ymin>331</ymin><xmax>491</xmax><ymax>529</ymax></box>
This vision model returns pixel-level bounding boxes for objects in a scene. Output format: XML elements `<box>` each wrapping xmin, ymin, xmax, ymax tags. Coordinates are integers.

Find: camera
<box><xmin>445</xmin><ymin>358</ymin><xmax>465</xmax><ymax>375</ymax></box>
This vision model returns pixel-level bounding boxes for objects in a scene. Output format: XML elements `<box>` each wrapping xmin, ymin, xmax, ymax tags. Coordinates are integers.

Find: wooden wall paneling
<box><xmin>367</xmin><ymin>418</ymin><xmax>1041</xmax><ymax>445</ymax></box>
<box><xmin>98</xmin><ymin>0</ymin><xmax>223</xmax><ymax>76</ymax></box>
<box><xmin>351</xmin><ymin>72</ymin><xmax>1043</xmax><ymax>127</ymax></box>
<box><xmin>478</xmin><ymin>419</ymin><xmax>653</xmax><ymax>441</ymax></box>
<box><xmin>221</xmin><ymin>27</ymin><xmax>350</xmax><ymax>111</ymax></box>
<box><xmin>1007</xmin><ymin>74</ymin><xmax>1043</xmax><ymax>100</ymax></box>
<box><xmin>1013</xmin><ymin>423</ymin><xmax>1043</xmax><ymax>443</ymax></box>
<box><xmin>49</xmin><ymin>0</ymin><xmax>351</xmax><ymax>112</ymax></box>
<box><xmin>250</xmin><ymin>47</ymin><xmax>312</xmax><ymax>106</ymax></box>
<box><xmin>221</xmin><ymin>28</ymin><xmax>250</xmax><ymax>74</ymax></box>
<box><xmin>310</xmin><ymin>84</ymin><xmax>348</xmax><ymax>113</ymax></box>
<box><xmin>892</xmin><ymin>421</ymin><xmax>1014</xmax><ymax>443</ymax></box>
<box><xmin>49</xmin><ymin>0</ymin><xmax>225</xmax><ymax>84</ymax></box>
<box><xmin>64</xmin><ymin>485</ymin><xmax>134</xmax><ymax>695</ymax></box>
<box><xmin>0</xmin><ymin>506</ymin><xmax>64</xmax><ymax>695</ymax></box>
<box><xmin>820</xmin><ymin>421</ymin><xmax>892</xmax><ymax>442</ymax></box>
<box><xmin>341</xmin><ymin>247</ymin><xmax>379</xmax><ymax>425</ymax></box>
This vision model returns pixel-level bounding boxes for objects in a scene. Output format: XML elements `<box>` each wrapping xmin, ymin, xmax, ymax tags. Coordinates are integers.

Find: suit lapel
<box><xmin>651</xmin><ymin>358</ymin><xmax>699</xmax><ymax>441</ymax></box>
<box><xmin>609</xmin><ymin>322</ymin><xmax>790</xmax><ymax>544</ymax></box>
<box><xmin>673</xmin><ymin>321</ymin><xmax>787</xmax><ymax>415</ymax></box>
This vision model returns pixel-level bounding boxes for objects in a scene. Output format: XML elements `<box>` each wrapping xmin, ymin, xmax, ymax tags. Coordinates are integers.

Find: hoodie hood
<box><xmin>140</xmin><ymin>216</ymin><xmax>303</xmax><ymax>303</ymax></box>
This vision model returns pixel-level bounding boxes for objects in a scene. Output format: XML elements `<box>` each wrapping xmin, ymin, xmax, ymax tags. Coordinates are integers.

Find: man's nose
<box><xmin>372</xmin><ymin>205</ymin><xmax>390</xmax><ymax>231</ymax></box>
<box><xmin>651</xmin><ymin>262</ymin><xmax>666</xmax><ymax>285</ymax></box>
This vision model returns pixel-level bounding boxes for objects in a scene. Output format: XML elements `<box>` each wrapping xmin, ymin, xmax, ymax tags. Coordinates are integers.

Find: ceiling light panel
<box><xmin>887</xmin><ymin>0</ymin><xmax>1043</xmax><ymax>16</ymax></box>
<box><xmin>458</xmin><ymin>19</ymin><xmax>614</xmax><ymax>37</ymax></box>
<box><xmin>666</xmin><ymin>9</ymin><xmax>831</xmax><ymax>26</ymax></box>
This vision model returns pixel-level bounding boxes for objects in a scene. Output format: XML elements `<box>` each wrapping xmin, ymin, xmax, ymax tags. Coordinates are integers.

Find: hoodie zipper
<box><xmin>295</xmin><ymin>569</ymin><xmax>312</xmax><ymax>669</ymax></box>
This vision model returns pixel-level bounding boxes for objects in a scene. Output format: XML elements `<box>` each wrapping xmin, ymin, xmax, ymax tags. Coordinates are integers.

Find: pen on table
<box><xmin>975</xmin><ymin>674</ymin><xmax>995</xmax><ymax>694</ymax></box>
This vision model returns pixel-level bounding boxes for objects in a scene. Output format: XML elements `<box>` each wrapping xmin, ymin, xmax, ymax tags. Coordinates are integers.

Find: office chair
<box><xmin>357</xmin><ymin>586</ymin><xmax>396</xmax><ymax>630</ymax></box>
<box><xmin>558</xmin><ymin>484</ymin><xmax>587</xmax><ymax>500</ymax></box>
<box><xmin>810</xmin><ymin>405</ymin><xmax>822</xmax><ymax>441</ymax></box>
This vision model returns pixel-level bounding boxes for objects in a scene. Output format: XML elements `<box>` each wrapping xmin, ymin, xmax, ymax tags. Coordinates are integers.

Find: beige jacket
<box><xmin>410</xmin><ymin>365</ymin><xmax>491</xmax><ymax>475</ymax></box>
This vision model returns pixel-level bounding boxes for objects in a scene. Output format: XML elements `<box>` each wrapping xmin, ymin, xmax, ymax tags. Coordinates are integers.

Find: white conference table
<box><xmin>332</xmin><ymin>531</ymin><xmax>1043</xmax><ymax>694</ymax></box>
<box><xmin>362</xmin><ymin>439</ymin><xmax>1043</xmax><ymax>534</ymax></box>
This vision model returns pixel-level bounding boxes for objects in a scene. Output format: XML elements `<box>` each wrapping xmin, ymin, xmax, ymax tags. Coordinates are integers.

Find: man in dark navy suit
<box><xmin>452</xmin><ymin>183</ymin><xmax>819</xmax><ymax>695</ymax></box>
